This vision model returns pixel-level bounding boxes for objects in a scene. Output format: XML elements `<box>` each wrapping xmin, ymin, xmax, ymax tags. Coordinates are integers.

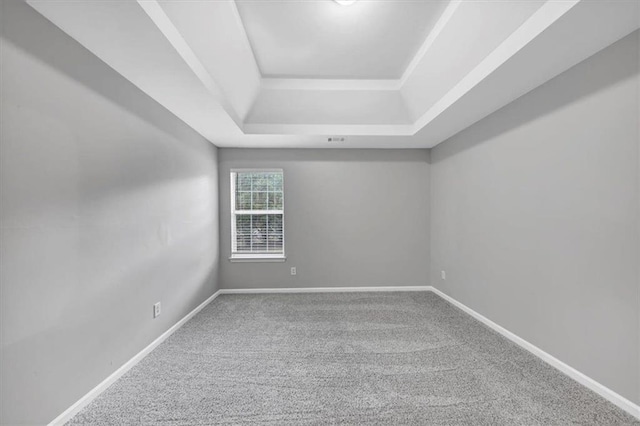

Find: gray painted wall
<box><xmin>0</xmin><ymin>2</ymin><xmax>220</xmax><ymax>424</ymax></box>
<box><xmin>430</xmin><ymin>31</ymin><xmax>640</xmax><ymax>403</ymax></box>
<box><xmin>218</xmin><ymin>149</ymin><xmax>430</xmax><ymax>289</ymax></box>
<box><xmin>2</xmin><ymin>0</ymin><xmax>638</xmax><ymax>421</ymax></box>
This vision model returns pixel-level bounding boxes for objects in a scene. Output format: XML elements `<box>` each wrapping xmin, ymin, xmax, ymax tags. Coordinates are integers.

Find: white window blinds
<box><xmin>230</xmin><ymin>170</ymin><xmax>284</xmax><ymax>258</ymax></box>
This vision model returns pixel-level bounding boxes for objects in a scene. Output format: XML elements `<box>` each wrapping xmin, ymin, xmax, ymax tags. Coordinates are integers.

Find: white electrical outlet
<box><xmin>153</xmin><ymin>302</ymin><xmax>161</xmax><ymax>318</ymax></box>
<box><xmin>441</xmin><ymin>270</ymin><xmax>446</xmax><ymax>280</ymax></box>
<box><xmin>291</xmin><ymin>267</ymin><xmax>297</xmax><ymax>276</ymax></box>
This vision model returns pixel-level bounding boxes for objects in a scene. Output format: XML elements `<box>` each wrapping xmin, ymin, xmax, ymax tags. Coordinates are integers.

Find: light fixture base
<box><xmin>333</xmin><ymin>0</ymin><xmax>357</xmax><ymax>6</ymax></box>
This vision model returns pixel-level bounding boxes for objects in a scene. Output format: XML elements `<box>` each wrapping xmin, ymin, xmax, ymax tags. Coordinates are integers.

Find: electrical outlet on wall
<box><xmin>441</xmin><ymin>270</ymin><xmax>446</xmax><ymax>280</ymax></box>
<box><xmin>153</xmin><ymin>302</ymin><xmax>161</xmax><ymax>318</ymax></box>
<box><xmin>291</xmin><ymin>267</ymin><xmax>297</xmax><ymax>276</ymax></box>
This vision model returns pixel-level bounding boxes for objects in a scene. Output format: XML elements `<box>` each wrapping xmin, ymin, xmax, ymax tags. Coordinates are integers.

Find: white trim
<box><xmin>47</xmin><ymin>290</ymin><xmax>223</xmax><ymax>426</ymax></box>
<box><xmin>411</xmin><ymin>0</ymin><xmax>580</xmax><ymax>133</ymax></box>
<box><xmin>242</xmin><ymin>123</ymin><xmax>414</xmax><ymax>136</ymax></box>
<box><xmin>48</xmin><ymin>285</ymin><xmax>640</xmax><ymax>423</ymax></box>
<box><xmin>229</xmin><ymin>169</ymin><xmax>285</xmax><ymax>257</ymax></box>
<box><xmin>219</xmin><ymin>286</ymin><xmax>431</xmax><ymax>294</ymax></box>
<box><xmin>230</xmin><ymin>171</ymin><xmax>237</xmax><ymax>253</ymax></box>
<box><xmin>218</xmin><ymin>285</ymin><xmax>640</xmax><ymax>419</ymax></box>
<box><xmin>229</xmin><ymin>256</ymin><xmax>286</xmax><ymax>263</ymax></box>
<box><xmin>234</xmin><ymin>210</ymin><xmax>283</xmax><ymax>215</ymax></box>
<box><xmin>261</xmin><ymin>78</ymin><xmax>401</xmax><ymax>91</ymax></box>
<box><xmin>136</xmin><ymin>0</ymin><xmax>242</xmax><ymax>127</ymax></box>
<box><xmin>428</xmin><ymin>287</ymin><xmax>640</xmax><ymax>420</ymax></box>
<box><xmin>230</xmin><ymin>168</ymin><xmax>284</xmax><ymax>173</ymax></box>
<box><xmin>229</xmin><ymin>0</ymin><xmax>262</xmax><ymax>79</ymax></box>
<box><xmin>399</xmin><ymin>0</ymin><xmax>462</xmax><ymax>86</ymax></box>
<box><xmin>256</xmin><ymin>0</ymin><xmax>461</xmax><ymax>91</ymax></box>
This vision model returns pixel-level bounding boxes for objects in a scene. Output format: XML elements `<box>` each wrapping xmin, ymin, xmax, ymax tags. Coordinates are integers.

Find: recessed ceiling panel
<box><xmin>235</xmin><ymin>0</ymin><xmax>450</xmax><ymax>79</ymax></box>
<box><xmin>26</xmin><ymin>0</ymin><xmax>640</xmax><ymax>148</ymax></box>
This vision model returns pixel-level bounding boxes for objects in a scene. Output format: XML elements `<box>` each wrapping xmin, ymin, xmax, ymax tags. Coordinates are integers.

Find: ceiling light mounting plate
<box><xmin>333</xmin><ymin>0</ymin><xmax>357</xmax><ymax>6</ymax></box>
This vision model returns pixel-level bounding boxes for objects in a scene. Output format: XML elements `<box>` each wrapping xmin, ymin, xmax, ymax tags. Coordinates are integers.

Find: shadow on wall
<box><xmin>2</xmin><ymin>0</ymin><xmax>219</xmax><ymax>198</ymax></box>
<box><xmin>432</xmin><ymin>30</ymin><xmax>640</xmax><ymax>163</ymax></box>
<box><xmin>1</xmin><ymin>2</ymin><xmax>220</xmax><ymax>424</ymax></box>
<box><xmin>71</xmin><ymin>175</ymin><xmax>219</xmax><ymax>315</ymax></box>
<box><xmin>219</xmin><ymin>148</ymin><xmax>430</xmax><ymax>164</ymax></box>
<box><xmin>2</xmin><ymin>0</ymin><xmax>208</xmax><ymax>156</ymax></box>
<box><xmin>1</xmin><ymin>5</ymin><xmax>222</xmax><ymax>328</ymax></box>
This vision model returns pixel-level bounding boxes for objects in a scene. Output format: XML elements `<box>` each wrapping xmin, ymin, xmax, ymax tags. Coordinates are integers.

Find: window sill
<box><xmin>229</xmin><ymin>255</ymin><xmax>287</xmax><ymax>263</ymax></box>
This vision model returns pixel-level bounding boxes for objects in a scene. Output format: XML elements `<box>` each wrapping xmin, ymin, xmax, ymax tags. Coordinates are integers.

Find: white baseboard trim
<box><xmin>48</xmin><ymin>290</ymin><xmax>223</xmax><ymax>426</ymax></box>
<box><xmin>218</xmin><ymin>286</ymin><xmax>431</xmax><ymax>294</ymax></box>
<box><xmin>428</xmin><ymin>286</ymin><xmax>640</xmax><ymax>420</ymax></box>
<box><xmin>49</xmin><ymin>285</ymin><xmax>640</xmax><ymax>423</ymax></box>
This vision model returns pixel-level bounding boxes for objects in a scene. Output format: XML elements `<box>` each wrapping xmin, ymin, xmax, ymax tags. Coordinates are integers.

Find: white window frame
<box><xmin>230</xmin><ymin>168</ymin><xmax>285</xmax><ymax>262</ymax></box>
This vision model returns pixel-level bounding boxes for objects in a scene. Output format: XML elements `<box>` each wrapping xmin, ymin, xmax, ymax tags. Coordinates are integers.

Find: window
<box><xmin>230</xmin><ymin>169</ymin><xmax>285</xmax><ymax>261</ymax></box>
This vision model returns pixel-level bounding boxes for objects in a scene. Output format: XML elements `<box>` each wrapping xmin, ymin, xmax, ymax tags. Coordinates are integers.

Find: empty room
<box><xmin>1</xmin><ymin>0</ymin><xmax>639</xmax><ymax>424</ymax></box>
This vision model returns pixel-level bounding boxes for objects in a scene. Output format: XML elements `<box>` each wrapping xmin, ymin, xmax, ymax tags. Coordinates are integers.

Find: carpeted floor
<box><xmin>67</xmin><ymin>292</ymin><xmax>638</xmax><ymax>425</ymax></box>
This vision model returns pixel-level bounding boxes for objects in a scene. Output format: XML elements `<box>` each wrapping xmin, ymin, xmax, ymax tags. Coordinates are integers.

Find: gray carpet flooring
<box><xmin>67</xmin><ymin>292</ymin><xmax>638</xmax><ymax>425</ymax></box>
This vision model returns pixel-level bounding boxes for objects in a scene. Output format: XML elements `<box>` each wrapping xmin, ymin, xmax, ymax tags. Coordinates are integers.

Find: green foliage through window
<box><xmin>231</xmin><ymin>171</ymin><xmax>284</xmax><ymax>254</ymax></box>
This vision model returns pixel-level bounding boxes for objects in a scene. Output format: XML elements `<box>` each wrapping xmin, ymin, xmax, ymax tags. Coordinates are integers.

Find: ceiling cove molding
<box><xmin>140</xmin><ymin>0</ymin><xmax>569</xmax><ymax>136</ymax></box>
<box><xmin>260</xmin><ymin>78</ymin><xmax>401</xmax><ymax>91</ymax></box>
<box><xmin>25</xmin><ymin>0</ymin><xmax>639</xmax><ymax>148</ymax></box>
<box><xmin>411</xmin><ymin>0</ymin><xmax>581</xmax><ymax>134</ymax></box>
<box><xmin>398</xmin><ymin>0</ymin><xmax>462</xmax><ymax>87</ymax></box>
<box><xmin>137</xmin><ymin>0</ymin><xmax>244</xmax><ymax>128</ymax></box>
<box><xmin>229</xmin><ymin>0</ymin><xmax>262</xmax><ymax>81</ymax></box>
<box><xmin>242</xmin><ymin>123</ymin><xmax>415</xmax><ymax>136</ymax></box>
<box><xmin>253</xmin><ymin>0</ymin><xmax>459</xmax><ymax>93</ymax></box>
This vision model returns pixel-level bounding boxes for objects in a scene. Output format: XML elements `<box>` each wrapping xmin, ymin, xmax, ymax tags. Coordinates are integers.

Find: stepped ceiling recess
<box><xmin>27</xmin><ymin>0</ymin><xmax>640</xmax><ymax>148</ymax></box>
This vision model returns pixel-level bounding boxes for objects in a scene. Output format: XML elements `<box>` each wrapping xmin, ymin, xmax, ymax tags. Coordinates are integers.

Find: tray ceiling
<box><xmin>25</xmin><ymin>0</ymin><xmax>640</xmax><ymax>148</ymax></box>
<box><xmin>235</xmin><ymin>0</ymin><xmax>449</xmax><ymax>79</ymax></box>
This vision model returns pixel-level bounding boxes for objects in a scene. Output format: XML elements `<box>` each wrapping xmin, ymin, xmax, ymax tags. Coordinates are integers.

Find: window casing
<box><xmin>230</xmin><ymin>169</ymin><xmax>285</xmax><ymax>260</ymax></box>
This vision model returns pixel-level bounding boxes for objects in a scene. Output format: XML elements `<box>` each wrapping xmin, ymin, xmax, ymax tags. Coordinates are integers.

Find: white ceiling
<box><xmin>25</xmin><ymin>0</ymin><xmax>640</xmax><ymax>149</ymax></box>
<box><xmin>235</xmin><ymin>0</ymin><xmax>449</xmax><ymax>79</ymax></box>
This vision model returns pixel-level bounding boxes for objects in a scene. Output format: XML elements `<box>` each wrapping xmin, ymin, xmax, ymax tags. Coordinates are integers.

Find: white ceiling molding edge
<box><xmin>228</xmin><ymin>0</ymin><xmax>262</xmax><ymax>84</ymax></box>
<box><xmin>26</xmin><ymin>0</ymin><xmax>640</xmax><ymax>148</ymax></box>
<box><xmin>137</xmin><ymin>0</ymin><xmax>243</xmax><ymax>127</ymax></box>
<box><xmin>410</xmin><ymin>0</ymin><xmax>580</xmax><ymax>134</ymax></box>
<box><xmin>398</xmin><ymin>0</ymin><xmax>463</xmax><ymax>87</ymax></box>
<box><xmin>258</xmin><ymin>0</ymin><xmax>463</xmax><ymax>93</ymax></box>
<box><xmin>260</xmin><ymin>78</ymin><xmax>401</xmax><ymax>92</ymax></box>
